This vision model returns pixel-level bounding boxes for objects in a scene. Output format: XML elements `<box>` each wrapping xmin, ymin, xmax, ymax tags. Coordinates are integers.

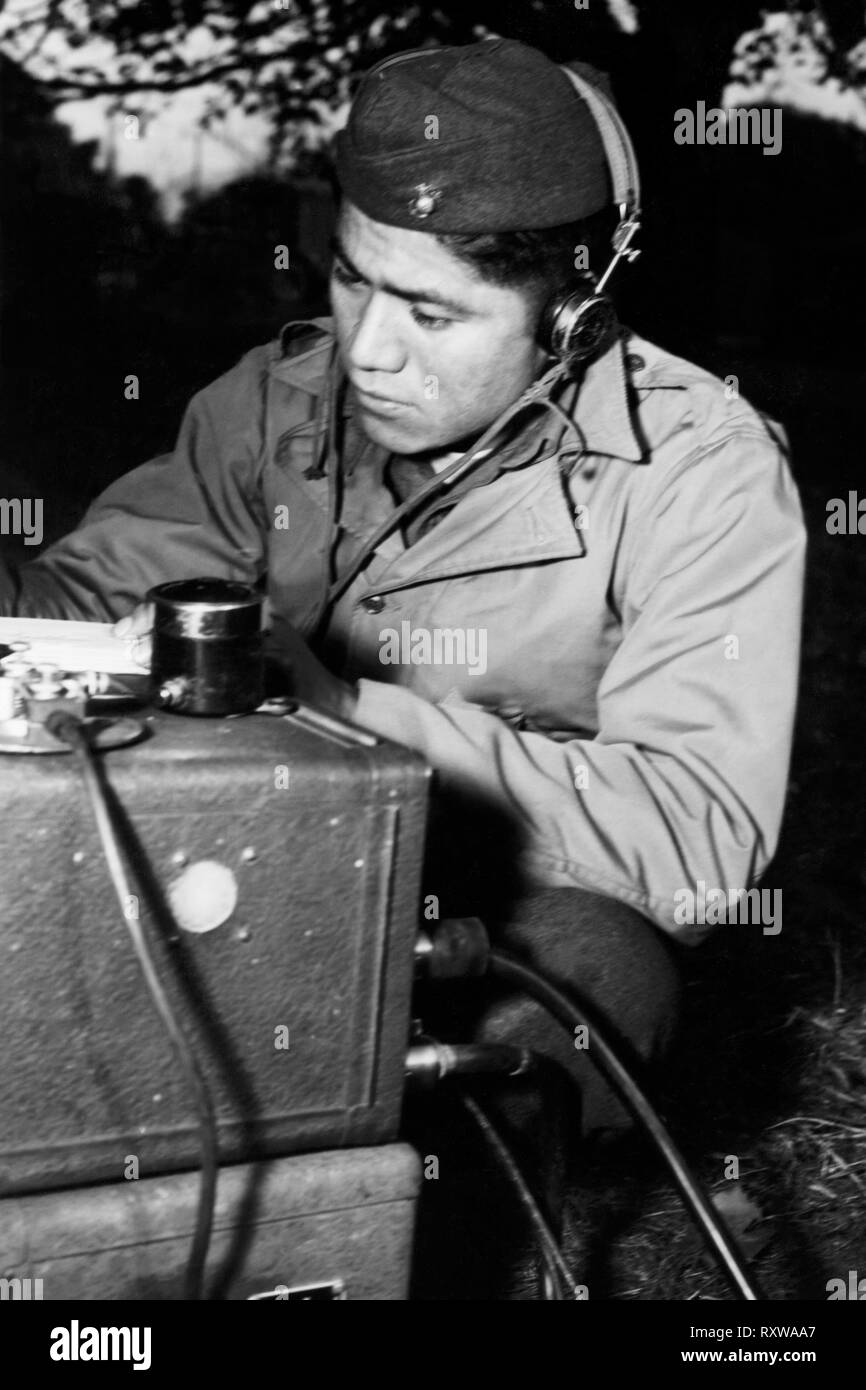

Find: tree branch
<box><xmin>20</xmin><ymin>46</ymin><xmax>322</xmax><ymax>96</ymax></box>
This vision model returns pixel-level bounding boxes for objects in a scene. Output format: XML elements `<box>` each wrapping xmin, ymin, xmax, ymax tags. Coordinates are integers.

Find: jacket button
<box><xmin>625</xmin><ymin>352</ymin><xmax>646</xmax><ymax>372</ymax></box>
<box><xmin>361</xmin><ymin>595</ymin><xmax>385</xmax><ymax>614</ymax></box>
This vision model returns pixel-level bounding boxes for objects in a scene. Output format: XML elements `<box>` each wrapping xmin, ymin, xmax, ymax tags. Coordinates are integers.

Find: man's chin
<box><xmin>356</xmin><ymin>409</ymin><xmax>438</xmax><ymax>456</ymax></box>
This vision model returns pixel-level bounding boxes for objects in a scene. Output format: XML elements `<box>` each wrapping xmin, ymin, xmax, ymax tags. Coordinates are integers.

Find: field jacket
<box><xmin>1</xmin><ymin>319</ymin><xmax>807</xmax><ymax>939</ymax></box>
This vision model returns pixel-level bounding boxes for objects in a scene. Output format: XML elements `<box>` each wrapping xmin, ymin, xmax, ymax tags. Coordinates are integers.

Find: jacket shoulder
<box><xmin>624</xmin><ymin>331</ymin><xmax>787</xmax><ymax>459</ymax></box>
<box><xmin>191</xmin><ymin>317</ymin><xmax>335</xmax><ymax>412</ymax></box>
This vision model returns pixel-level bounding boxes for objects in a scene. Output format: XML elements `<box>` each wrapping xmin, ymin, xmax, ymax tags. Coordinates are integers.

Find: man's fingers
<box><xmin>113</xmin><ymin>603</ymin><xmax>154</xmax><ymax>671</ymax></box>
<box><xmin>130</xmin><ymin>634</ymin><xmax>153</xmax><ymax>670</ymax></box>
<box><xmin>113</xmin><ymin>602</ymin><xmax>154</xmax><ymax>639</ymax></box>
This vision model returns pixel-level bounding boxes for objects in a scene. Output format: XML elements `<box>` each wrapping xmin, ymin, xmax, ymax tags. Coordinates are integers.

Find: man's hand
<box><xmin>113</xmin><ymin>603</ymin><xmax>359</xmax><ymax>723</ymax></box>
<box><xmin>265</xmin><ymin>614</ymin><xmax>359</xmax><ymax>723</ymax></box>
<box><xmin>113</xmin><ymin>603</ymin><xmax>154</xmax><ymax>669</ymax></box>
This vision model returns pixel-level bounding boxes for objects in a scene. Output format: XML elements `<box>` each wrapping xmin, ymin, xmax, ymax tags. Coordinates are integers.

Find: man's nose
<box><xmin>345</xmin><ymin>291</ymin><xmax>406</xmax><ymax>376</ymax></box>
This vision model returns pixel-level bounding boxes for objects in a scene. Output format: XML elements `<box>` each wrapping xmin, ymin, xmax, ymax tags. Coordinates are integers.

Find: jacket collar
<box><xmin>574</xmin><ymin>332</ymin><xmax>647</xmax><ymax>462</ymax></box>
<box><xmin>272</xmin><ymin>316</ymin><xmax>646</xmax><ymax>467</ymax></box>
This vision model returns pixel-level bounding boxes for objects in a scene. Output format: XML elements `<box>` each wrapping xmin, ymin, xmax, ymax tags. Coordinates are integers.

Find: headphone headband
<box><xmin>559</xmin><ymin>66</ymin><xmax>641</xmax><ymax>218</ymax></box>
<box><xmin>539</xmin><ymin>68</ymin><xmax>643</xmax><ymax>372</ymax></box>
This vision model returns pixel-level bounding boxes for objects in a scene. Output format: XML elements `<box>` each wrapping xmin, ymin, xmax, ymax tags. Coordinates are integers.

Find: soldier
<box><xmin>1</xmin><ymin>40</ymin><xmax>805</xmax><ymax>1150</ymax></box>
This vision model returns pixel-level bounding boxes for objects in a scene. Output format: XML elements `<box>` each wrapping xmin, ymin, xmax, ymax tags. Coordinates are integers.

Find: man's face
<box><xmin>330</xmin><ymin>201</ymin><xmax>548</xmax><ymax>456</ymax></box>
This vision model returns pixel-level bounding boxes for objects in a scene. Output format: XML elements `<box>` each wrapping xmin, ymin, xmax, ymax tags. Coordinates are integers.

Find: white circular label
<box><xmin>168</xmin><ymin>860</ymin><xmax>239</xmax><ymax>934</ymax></box>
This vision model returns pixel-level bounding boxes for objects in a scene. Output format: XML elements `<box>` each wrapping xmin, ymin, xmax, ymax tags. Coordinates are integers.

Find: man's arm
<box><xmin>350</xmin><ymin>431</ymin><xmax>807</xmax><ymax>941</ymax></box>
<box><xmin>0</xmin><ymin>351</ymin><xmax>270</xmax><ymax>620</ymax></box>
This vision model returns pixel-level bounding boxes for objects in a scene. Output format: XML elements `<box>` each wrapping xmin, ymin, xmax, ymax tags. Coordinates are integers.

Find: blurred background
<box><xmin>2</xmin><ymin>0</ymin><xmax>866</xmax><ymax>1298</ymax></box>
<box><xmin>2</xmin><ymin>0</ymin><xmax>864</xmax><ymax>541</ymax></box>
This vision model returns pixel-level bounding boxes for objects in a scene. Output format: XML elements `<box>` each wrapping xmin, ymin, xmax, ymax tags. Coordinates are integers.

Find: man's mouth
<box><xmin>352</xmin><ymin>385</ymin><xmax>412</xmax><ymax>415</ymax></box>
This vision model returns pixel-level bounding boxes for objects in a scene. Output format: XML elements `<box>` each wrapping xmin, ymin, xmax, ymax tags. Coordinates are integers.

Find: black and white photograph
<box><xmin>1</xmin><ymin>0</ymin><xmax>865</xmax><ymax>1338</ymax></box>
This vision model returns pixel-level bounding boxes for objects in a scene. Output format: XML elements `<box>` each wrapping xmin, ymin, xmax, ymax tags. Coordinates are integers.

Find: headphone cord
<box><xmin>322</xmin><ymin>358</ymin><xmax>583</xmax><ymax>611</ymax></box>
<box><xmin>459</xmin><ymin>1088</ymin><xmax>585</xmax><ymax>1300</ymax></box>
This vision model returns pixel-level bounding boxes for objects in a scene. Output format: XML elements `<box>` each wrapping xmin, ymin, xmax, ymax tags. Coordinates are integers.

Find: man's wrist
<box><xmin>337</xmin><ymin>680</ymin><xmax>360</xmax><ymax>723</ymax></box>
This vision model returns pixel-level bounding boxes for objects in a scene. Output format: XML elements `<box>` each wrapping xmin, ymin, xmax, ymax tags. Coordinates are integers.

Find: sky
<box><xmin>57</xmin><ymin>88</ymin><xmax>274</xmax><ymax>221</ymax></box>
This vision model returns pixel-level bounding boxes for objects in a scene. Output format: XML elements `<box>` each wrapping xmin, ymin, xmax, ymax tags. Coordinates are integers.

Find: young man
<box><xmin>0</xmin><ymin>39</ymin><xmax>805</xmax><ymax>1134</ymax></box>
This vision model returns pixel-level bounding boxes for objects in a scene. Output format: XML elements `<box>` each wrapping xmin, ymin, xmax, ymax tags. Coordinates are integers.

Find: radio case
<box><xmin>0</xmin><ymin>706</ymin><xmax>429</xmax><ymax>1195</ymax></box>
<box><xmin>0</xmin><ymin>1145</ymin><xmax>421</xmax><ymax>1300</ymax></box>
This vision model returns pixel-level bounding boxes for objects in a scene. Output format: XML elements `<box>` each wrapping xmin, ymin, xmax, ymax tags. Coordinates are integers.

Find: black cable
<box><xmin>47</xmin><ymin>712</ymin><xmax>219</xmax><ymax>1301</ymax></box>
<box><xmin>459</xmin><ymin>1090</ymin><xmax>585</xmax><ymax>1301</ymax></box>
<box><xmin>487</xmin><ymin>949</ymin><xmax>763</xmax><ymax>1301</ymax></box>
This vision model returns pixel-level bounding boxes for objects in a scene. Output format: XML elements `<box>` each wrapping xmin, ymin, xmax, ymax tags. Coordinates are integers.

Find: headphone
<box><xmin>540</xmin><ymin>66</ymin><xmax>642</xmax><ymax>373</ymax></box>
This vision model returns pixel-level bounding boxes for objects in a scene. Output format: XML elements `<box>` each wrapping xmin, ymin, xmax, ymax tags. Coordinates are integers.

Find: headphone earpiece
<box><xmin>541</xmin><ymin>66</ymin><xmax>643</xmax><ymax>375</ymax></box>
<box><xmin>541</xmin><ymin>277</ymin><xmax>620</xmax><ymax>373</ymax></box>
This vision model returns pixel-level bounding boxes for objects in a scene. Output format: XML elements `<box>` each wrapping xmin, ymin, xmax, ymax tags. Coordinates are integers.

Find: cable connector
<box><xmin>414</xmin><ymin>916</ymin><xmax>491</xmax><ymax>979</ymax></box>
<box><xmin>405</xmin><ymin>1039</ymin><xmax>534</xmax><ymax>1090</ymax></box>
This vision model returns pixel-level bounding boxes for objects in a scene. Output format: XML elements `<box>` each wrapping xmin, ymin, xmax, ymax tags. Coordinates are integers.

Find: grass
<box><xmin>563</xmin><ymin>1002</ymin><xmax>866</xmax><ymax>1301</ymax></box>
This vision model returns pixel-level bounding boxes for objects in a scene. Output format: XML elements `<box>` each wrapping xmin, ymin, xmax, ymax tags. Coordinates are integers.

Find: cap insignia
<box><xmin>409</xmin><ymin>183</ymin><xmax>442</xmax><ymax>219</ymax></box>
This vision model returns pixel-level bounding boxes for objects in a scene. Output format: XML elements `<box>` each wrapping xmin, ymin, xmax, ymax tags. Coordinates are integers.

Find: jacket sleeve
<box><xmin>351</xmin><ymin>429</ymin><xmax>807</xmax><ymax>941</ymax></box>
<box><xmin>0</xmin><ymin>353</ymin><xmax>270</xmax><ymax>620</ymax></box>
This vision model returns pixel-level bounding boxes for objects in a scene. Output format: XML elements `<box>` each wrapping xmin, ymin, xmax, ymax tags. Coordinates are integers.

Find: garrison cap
<box><xmin>334</xmin><ymin>38</ymin><xmax>613</xmax><ymax>233</ymax></box>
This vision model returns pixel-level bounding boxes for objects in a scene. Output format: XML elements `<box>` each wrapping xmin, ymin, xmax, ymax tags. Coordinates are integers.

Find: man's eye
<box><xmin>410</xmin><ymin>306</ymin><xmax>452</xmax><ymax>330</ymax></box>
<box><xmin>332</xmin><ymin>261</ymin><xmax>362</xmax><ymax>288</ymax></box>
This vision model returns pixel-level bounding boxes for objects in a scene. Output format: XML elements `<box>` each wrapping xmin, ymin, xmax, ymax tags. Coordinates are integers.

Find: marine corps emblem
<box><xmin>409</xmin><ymin>183</ymin><xmax>442</xmax><ymax>219</ymax></box>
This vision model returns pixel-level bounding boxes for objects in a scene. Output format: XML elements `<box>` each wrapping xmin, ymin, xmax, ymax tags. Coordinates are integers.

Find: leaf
<box><xmin>711</xmin><ymin>1183</ymin><xmax>772</xmax><ymax>1258</ymax></box>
